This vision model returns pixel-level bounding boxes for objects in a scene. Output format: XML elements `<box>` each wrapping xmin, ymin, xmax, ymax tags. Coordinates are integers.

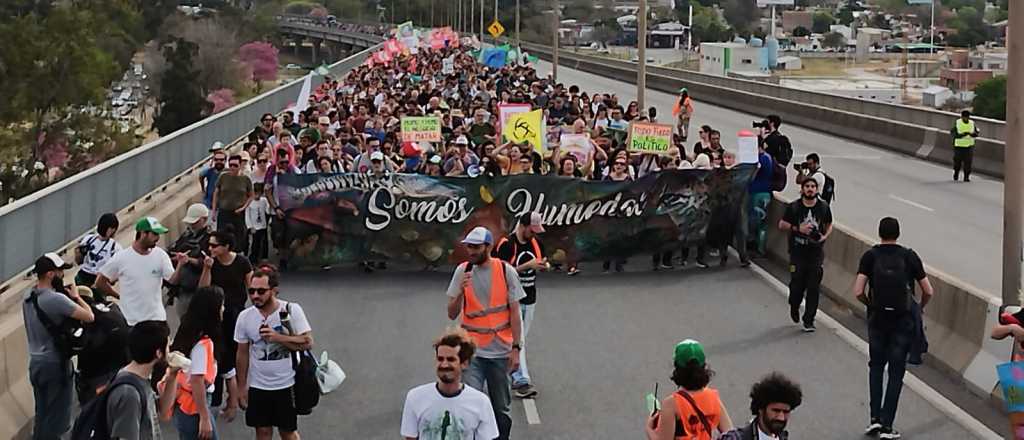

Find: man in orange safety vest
<box><xmin>447</xmin><ymin>226</ymin><xmax>524</xmax><ymax>440</ymax></box>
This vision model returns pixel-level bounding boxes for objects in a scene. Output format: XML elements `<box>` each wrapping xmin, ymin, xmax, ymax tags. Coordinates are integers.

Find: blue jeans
<box><xmin>173</xmin><ymin>396</ymin><xmax>219</xmax><ymax>440</ymax></box>
<box><xmin>464</xmin><ymin>356</ymin><xmax>512</xmax><ymax>440</ymax></box>
<box><xmin>511</xmin><ymin>304</ymin><xmax>535</xmax><ymax>387</ymax></box>
<box><xmin>868</xmin><ymin>314</ymin><xmax>914</xmax><ymax>428</ymax></box>
<box><xmin>29</xmin><ymin>359</ymin><xmax>72</xmax><ymax>440</ymax></box>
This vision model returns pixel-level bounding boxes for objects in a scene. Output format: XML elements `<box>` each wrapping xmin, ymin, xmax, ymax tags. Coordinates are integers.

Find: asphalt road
<box><xmin>533</xmin><ymin>60</ymin><xmax>1004</xmax><ymax>298</ymax></box>
<box><xmin>198</xmin><ymin>265</ymin><xmax>987</xmax><ymax>439</ymax></box>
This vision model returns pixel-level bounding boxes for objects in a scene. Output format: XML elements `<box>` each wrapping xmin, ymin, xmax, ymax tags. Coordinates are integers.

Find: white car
<box><xmin>285</xmin><ymin>63</ymin><xmax>303</xmax><ymax>70</ymax></box>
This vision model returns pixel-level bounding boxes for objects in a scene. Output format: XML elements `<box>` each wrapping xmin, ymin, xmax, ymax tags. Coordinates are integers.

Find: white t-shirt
<box><xmin>78</xmin><ymin>234</ymin><xmax>123</xmax><ymax>275</ymax></box>
<box><xmin>234</xmin><ymin>300</ymin><xmax>312</xmax><ymax>390</ymax></box>
<box><xmin>99</xmin><ymin>246</ymin><xmax>174</xmax><ymax>325</ymax></box>
<box><xmin>400</xmin><ymin>383</ymin><xmax>499</xmax><ymax>440</ymax></box>
<box><xmin>187</xmin><ymin>340</ymin><xmax>217</xmax><ymax>393</ymax></box>
<box><xmin>245</xmin><ymin>197</ymin><xmax>271</xmax><ymax>230</ymax></box>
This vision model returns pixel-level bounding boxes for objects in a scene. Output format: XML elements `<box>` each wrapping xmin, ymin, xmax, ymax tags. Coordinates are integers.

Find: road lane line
<box><xmin>889</xmin><ymin>194</ymin><xmax>935</xmax><ymax>212</ymax></box>
<box><xmin>818</xmin><ymin>154</ymin><xmax>883</xmax><ymax>160</ymax></box>
<box><xmin>523</xmin><ymin>398</ymin><xmax>542</xmax><ymax>424</ymax></box>
<box><xmin>747</xmin><ymin>263</ymin><xmax>1001</xmax><ymax>440</ymax></box>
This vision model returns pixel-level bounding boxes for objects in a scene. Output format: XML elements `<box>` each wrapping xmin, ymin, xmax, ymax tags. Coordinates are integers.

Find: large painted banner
<box><xmin>275</xmin><ymin>166</ymin><xmax>756</xmax><ymax>268</ymax></box>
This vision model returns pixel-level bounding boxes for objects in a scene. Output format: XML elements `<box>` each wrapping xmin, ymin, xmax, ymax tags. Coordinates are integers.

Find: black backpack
<box><xmin>820</xmin><ymin>172</ymin><xmax>836</xmax><ymax>204</ymax></box>
<box><xmin>26</xmin><ymin>291</ymin><xmax>86</xmax><ymax>359</ymax></box>
<box><xmin>282</xmin><ymin>302</ymin><xmax>320</xmax><ymax>415</ymax></box>
<box><xmin>71</xmin><ymin>374</ymin><xmax>147</xmax><ymax>440</ymax></box>
<box><xmin>868</xmin><ymin>246</ymin><xmax>914</xmax><ymax>314</ymax></box>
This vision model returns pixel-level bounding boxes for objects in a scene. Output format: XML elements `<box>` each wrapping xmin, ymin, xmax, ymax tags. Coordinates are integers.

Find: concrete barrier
<box><xmin>764</xmin><ymin>196</ymin><xmax>1011</xmax><ymax>400</ymax></box>
<box><xmin>520</xmin><ymin>43</ymin><xmax>1007</xmax><ymax>178</ymax></box>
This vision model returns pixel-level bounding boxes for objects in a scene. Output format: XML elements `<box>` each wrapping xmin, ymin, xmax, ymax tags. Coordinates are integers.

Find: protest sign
<box><xmin>560</xmin><ymin>133</ymin><xmax>594</xmax><ymax>163</ymax></box>
<box><xmin>400</xmin><ymin>116</ymin><xmax>441</xmax><ymax>142</ymax></box>
<box><xmin>627</xmin><ymin>122</ymin><xmax>673</xmax><ymax>155</ymax></box>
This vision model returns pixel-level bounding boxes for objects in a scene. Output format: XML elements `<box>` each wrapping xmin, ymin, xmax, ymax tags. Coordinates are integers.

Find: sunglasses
<box><xmin>614</xmin><ymin>162</ymin><xmax>627</xmax><ymax>167</ymax></box>
<box><xmin>248</xmin><ymin>287</ymin><xmax>271</xmax><ymax>295</ymax></box>
<box><xmin>209</xmin><ymin>242</ymin><xmax>224</xmax><ymax>248</ymax></box>
<box><xmin>213</xmin><ymin>158</ymin><xmax>226</xmax><ymax>162</ymax></box>
<box><xmin>258</xmin><ymin>159</ymin><xmax>268</xmax><ymax>163</ymax></box>
<box><xmin>262</xmin><ymin>118</ymin><xmax>274</xmax><ymax>123</ymax></box>
<box><xmin>229</xmin><ymin>163</ymin><xmax>239</xmax><ymax>168</ymax></box>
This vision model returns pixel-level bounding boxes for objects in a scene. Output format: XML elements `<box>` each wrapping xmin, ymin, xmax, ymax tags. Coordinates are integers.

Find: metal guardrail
<box><xmin>0</xmin><ymin>43</ymin><xmax>380</xmax><ymax>284</ymax></box>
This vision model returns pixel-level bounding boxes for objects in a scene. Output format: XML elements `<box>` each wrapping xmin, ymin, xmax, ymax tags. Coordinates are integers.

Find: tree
<box><xmin>153</xmin><ymin>38</ymin><xmax>212</xmax><ymax>135</ymax></box>
<box><xmin>690</xmin><ymin>5</ymin><xmax>733</xmax><ymax>44</ymax></box>
<box><xmin>722</xmin><ymin>0</ymin><xmax>759</xmax><ymax>34</ymax></box>
<box><xmin>207</xmin><ymin>89</ymin><xmax>237</xmax><ymax>114</ymax></box>
<box><xmin>812</xmin><ymin>11</ymin><xmax>834</xmax><ymax>34</ymax></box>
<box><xmin>947</xmin><ymin>5</ymin><xmax>991</xmax><ymax>47</ymax></box>
<box><xmin>822</xmin><ymin>31</ymin><xmax>846</xmax><ymax>49</ymax></box>
<box><xmin>238</xmin><ymin>41</ymin><xmax>280</xmax><ymax>93</ymax></box>
<box><xmin>792</xmin><ymin>26</ymin><xmax>811</xmax><ymax>37</ymax></box>
<box><xmin>971</xmin><ymin>75</ymin><xmax>1006</xmax><ymax>121</ymax></box>
<box><xmin>837</xmin><ymin>7</ymin><xmax>855</xmax><ymax>26</ymax></box>
<box><xmin>162</xmin><ymin>16</ymin><xmax>247</xmax><ymax>95</ymax></box>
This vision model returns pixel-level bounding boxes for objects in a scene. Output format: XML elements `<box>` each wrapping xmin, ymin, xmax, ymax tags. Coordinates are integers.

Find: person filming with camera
<box><xmin>778</xmin><ymin>178</ymin><xmax>833</xmax><ymax>333</ymax></box>
<box><xmin>794</xmin><ymin>153</ymin><xmax>834</xmax><ymax>204</ymax></box>
<box><xmin>756</xmin><ymin>115</ymin><xmax>792</xmax><ymax>167</ymax></box>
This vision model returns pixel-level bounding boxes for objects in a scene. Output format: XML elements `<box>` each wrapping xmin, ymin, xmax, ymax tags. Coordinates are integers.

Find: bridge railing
<box><xmin>0</xmin><ymin>43</ymin><xmax>380</xmax><ymax>287</ymax></box>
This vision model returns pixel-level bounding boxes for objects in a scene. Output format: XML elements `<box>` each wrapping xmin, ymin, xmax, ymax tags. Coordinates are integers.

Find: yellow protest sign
<box><xmin>627</xmin><ymin>122</ymin><xmax>674</xmax><ymax>155</ymax></box>
<box><xmin>503</xmin><ymin>109</ymin><xmax>543</xmax><ymax>153</ymax></box>
<box><xmin>488</xmin><ymin>20</ymin><xmax>505</xmax><ymax>39</ymax></box>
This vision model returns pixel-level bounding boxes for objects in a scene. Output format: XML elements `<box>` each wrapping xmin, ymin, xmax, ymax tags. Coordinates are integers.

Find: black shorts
<box><xmin>246</xmin><ymin>387</ymin><xmax>298</xmax><ymax>431</ymax></box>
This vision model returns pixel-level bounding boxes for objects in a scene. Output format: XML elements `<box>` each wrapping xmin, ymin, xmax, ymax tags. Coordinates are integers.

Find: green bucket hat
<box><xmin>673</xmin><ymin>339</ymin><xmax>706</xmax><ymax>367</ymax></box>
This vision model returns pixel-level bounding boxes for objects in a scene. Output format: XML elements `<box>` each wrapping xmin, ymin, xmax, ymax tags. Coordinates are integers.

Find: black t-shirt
<box><xmin>782</xmin><ymin>199</ymin><xmax>833</xmax><ymax>261</ymax></box>
<box><xmin>494</xmin><ymin>236</ymin><xmax>542</xmax><ymax>305</ymax></box>
<box><xmin>211</xmin><ymin>254</ymin><xmax>253</xmax><ymax>310</ymax></box>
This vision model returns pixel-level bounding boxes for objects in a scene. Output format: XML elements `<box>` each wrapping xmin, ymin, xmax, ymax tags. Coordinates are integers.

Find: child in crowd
<box><xmin>246</xmin><ymin>182</ymin><xmax>271</xmax><ymax>260</ymax></box>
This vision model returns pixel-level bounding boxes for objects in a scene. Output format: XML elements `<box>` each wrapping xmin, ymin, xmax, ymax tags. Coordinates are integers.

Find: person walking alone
<box><xmin>778</xmin><ymin>179</ymin><xmax>833</xmax><ymax>332</ymax></box>
<box><xmin>854</xmin><ymin>217</ymin><xmax>934</xmax><ymax>440</ymax></box>
<box><xmin>951</xmin><ymin>110</ymin><xmax>980</xmax><ymax>182</ymax></box>
<box><xmin>645</xmin><ymin>339</ymin><xmax>733</xmax><ymax>440</ymax></box>
<box><xmin>400</xmin><ymin>328</ymin><xmax>499</xmax><ymax>440</ymax></box>
<box><xmin>447</xmin><ymin>226</ymin><xmax>524</xmax><ymax>440</ymax></box>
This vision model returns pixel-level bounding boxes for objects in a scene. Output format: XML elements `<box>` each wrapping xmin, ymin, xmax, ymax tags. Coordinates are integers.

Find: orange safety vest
<box><xmin>671</xmin><ymin>388</ymin><xmax>722</xmax><ymax>440</ymax></box>
<box><xmin>174</xmin><ymin>337</ymin><xmax>217</xmax><ymax>416</ymax></box>
<box><xmin>460</xmin><ymin>258</ymin><xmax>513</xmax><ymax>348</ymax></box>
<box><xmin>495</xmin><ymin>236</ymin><xmax>543</xmax><ymax>264</ymax></box>
<box><xmin>673</xmin><ymin>97</ymin><xmax>694</xmax><ymax>118</ymax></box>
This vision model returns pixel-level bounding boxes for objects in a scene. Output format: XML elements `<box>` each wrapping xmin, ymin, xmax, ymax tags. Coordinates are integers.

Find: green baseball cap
<box><xmin>673</xmin><ymin>339</ymin><xmax>706</xmax><ymax>367</ymax></box>
<box><xmin>135</xmin><ymin>216</ymin><xmax>169</xmax><ymax>234</ymax></box>
<box><xmin>678</xmin><ymin>87</ymin><xmax>688</xmax><ymax>94</ymax></box>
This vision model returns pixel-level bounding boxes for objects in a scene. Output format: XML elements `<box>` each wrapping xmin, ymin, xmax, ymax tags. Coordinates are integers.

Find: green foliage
<box><xmin>562</xmin><ymin>0</ymin><xmax>595</xmax><ymax>21</ymax></box>
<box><xmin>946</xmin><ymin>5</ymin><xmax>992</xmax><ymax>47</ymax></box>
<box><xmin>722</xmin><ymin>0</ymin><xmax>759</xmax><ymax>34</ymax></box>
<box><xmin>792</xmin><ymin>26</ymin><xmax>811</xmax><ymax>37</ymax></box>
<box><xmin>153</xmin><ymin>38</ymin><xmax>212</xmax><ymax>135</ymax></box>
<box><xmin>822</xmin><ymin>31</ymin><xmax>845</xmax><ymax>48</ymax></box>
<box><xmin>837</xmin><ymin>8</ymin><xmax>854</xmax><ymax>26</ymax></box>
<box><xmin>971</xmin><ymin>75</ymin><xmax>1006</xmax><ymax>121</ymax></box>
<box><xmin>812</xmin><ymin>10</ymin><xmax>833</xmax><ymax>34</ymax></box>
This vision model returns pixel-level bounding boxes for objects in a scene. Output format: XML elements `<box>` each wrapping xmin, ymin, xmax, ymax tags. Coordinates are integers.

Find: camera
<box><xmin>793</xmin><ymin>161</ymin><xmax>808</xmax><ymax>171</ymax></box>
<box><xmin>752</xmin><ymin>119</ymin><xmax>771</xmax><ymax>129</ymax></box>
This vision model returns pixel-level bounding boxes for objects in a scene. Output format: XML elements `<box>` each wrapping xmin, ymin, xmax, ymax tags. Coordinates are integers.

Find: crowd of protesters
<box><xmin>13</xmin><ymin>23</ymin><xmax>952</xmax><ymax>440</ymax></box>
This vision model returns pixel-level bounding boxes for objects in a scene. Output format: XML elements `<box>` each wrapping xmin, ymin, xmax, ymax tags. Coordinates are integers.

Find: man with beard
<box><xmin>95</xmin><ymin>217</ymin><xmax>184</xmax><ymax>326</ymax></box>
<box><xmin>718</xmin><ymin>373</ymin><xmax>803</xmax><ymax>440</ymax></box>
<box><xmin>778</xmin><ymin>179</ymin><xmax>833</xmax><ymax>332</ymax></box>
<box><xmin>400</xmin><ymin>328</ymin><xmax>499</xmax><ymax>440</ymax></box>
<box><xmin>446</xmin><ymin>227</ymin><xmax>524</xmax><ymax>440</ymax></box>
<box><xmin>199</xmin><ymin>149</ymin><xmax>227</xmax><ymax>208</ymax></box>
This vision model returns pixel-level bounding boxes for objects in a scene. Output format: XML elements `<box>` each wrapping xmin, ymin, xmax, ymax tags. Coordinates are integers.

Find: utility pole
<box><xmin>930</xmin><ymin>0</ymin><xmax>935</xmax><ymax>54</ymax></box>
<box><xmin>1003</xmin><ymin>0</ymin><xmax>1023</xmax><ymax>307</ymax></box>
<box><xmin>480</xmin><ymin>0</ymin><xmax>484</xmax><ymax>45</ymax></box>
<box><xmin>471</xmin><ymin>0</ymin><xmax>474</xmax><ymax>35</ymax></box>
<box><xmin>688</xmin><ymin>4</ymin><xmax>693</xmax><ymax>52</ymax></box>
<box><xmin>637</xmin><ymin>0</ymin><xmax>647</xmax><ymax>110</ymax></box>
<box><xmin>552</xmin><ymin>0</ymin><xmax>559</xmax><ymax>82</ymax></box>
<box><xmin>516</xmin><ymin>0</ymin><xmax>521</xmax><ymax>46</ymax></box>
<box><xmin>431</xmin><ymin>0</ymin><xmax>434</xmax><ymax>27</ymax></box>
<box><xmin>494</xmin><ymin>0</ymin><xmax>498</xmax><ymax>44</ymax></box>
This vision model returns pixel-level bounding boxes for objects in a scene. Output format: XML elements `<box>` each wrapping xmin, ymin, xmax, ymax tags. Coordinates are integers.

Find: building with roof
<box><xmin>699</xmin><ymin>41</ymin><xmax>768</xmax><ymax>77</ymax></box>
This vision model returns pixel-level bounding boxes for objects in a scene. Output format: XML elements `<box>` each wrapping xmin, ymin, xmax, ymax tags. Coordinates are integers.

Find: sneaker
<box><xmin>362</xmin><ymin>261</ymin><xmax>375</xmax><ymax>273</ymax></box>
<box><xmin>864</xmin><ymin>419</ymin><xmax>883</xmax><ymax>436</ymax></box>
<box><xmin>739</xmin><ymin>260</ymin><xmax>751</xmax><ymax>268</ymax></box>
<box><xmin>964</xmin><ymin>177</ymin><xmax>971</xmax><ymax>182</ymax></box>
<box><xmin>789</xmin><ymin>306</ymin><xmax>800</xmax><ymax>324</ymax></box>
<box><xmin>614</xmin><ymin>264</ymin><xmax>624</xmax><ymax>273</ymax></box>
<box><xmin>511</xmin><ymin>382</ymin><xmax>529</xmax><ymax>391</ymax></box>
<box><xmin>376</xmin><ymin>261</ymin><xmax>388</xmax><ymax>270</ymax></box>
<box><xmin>879</xmin><ymin>427</ymin><xmax>901</xmax><ymax>439</ymax></box>
<box><xmin>802</xmin><ymin>323</ymin><xmax>816</xmax><ymax>333</ymax></box>
<box><xmin>568</xmin><ymin>267</ymin><xmax>580</xmax><ymax>276</ymax></box>
<box><xmin>659</xmin><ymin>263</ymin><xmax>674</xmax><ymax>270</ymax></box>
<box><xmin>695</xmin><ymin>259</ymin><xmax>709</xmax><ymax>269</ymax></box>
<box><xmin>719</xmin><ymin>256</ymin><xmax>728</xmax><ymax>267</ymax></box>
<box><xmin>514</xmin><ymin>385</ymin><xmax>539</xmax><ymax>399</ymax></box>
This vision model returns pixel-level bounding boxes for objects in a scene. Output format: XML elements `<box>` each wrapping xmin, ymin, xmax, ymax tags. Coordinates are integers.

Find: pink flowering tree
<box><xmin>207</xmin><ymin>88</ymin><xmax>237</xmax><ymax>114</ymax></box>
<box><xmin>238</xmin><ymin>41</ymin><xmax>280</xmax><ymax>93</ymax></box>
<box><xmin>309</xmin><ymin>6</ymin><xmax>328</xmax><ymax>19</ymax></box>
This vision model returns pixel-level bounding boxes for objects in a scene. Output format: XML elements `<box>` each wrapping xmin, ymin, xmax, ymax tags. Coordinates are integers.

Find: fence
<box><xmin>0</xmin><ymin>43</ymin><xmax>380</xmax><ymax>286</ymax></box>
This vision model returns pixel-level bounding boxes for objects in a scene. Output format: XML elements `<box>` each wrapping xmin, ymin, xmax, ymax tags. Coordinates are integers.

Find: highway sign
<box><xmin>488</xmin><ymin>20</ymin><xmax>505</xmax><ymax>39</ymax></box>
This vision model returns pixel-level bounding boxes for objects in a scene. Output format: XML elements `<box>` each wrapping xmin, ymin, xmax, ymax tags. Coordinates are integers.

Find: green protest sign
<box><xmin>627</xmin><ymin>122</ymin><xmax>674</xmax><ymax>155</ymax></box>
<box><xmin>400</xmin><ymin>116</ymin><xmax>441</xmax><ymax>142</ymax></box>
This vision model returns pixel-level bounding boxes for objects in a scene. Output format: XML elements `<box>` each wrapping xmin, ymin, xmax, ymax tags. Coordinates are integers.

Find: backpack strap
<box><xmin>676</xmin><ymin>389</ymin><xmax>714</xmax><ymax>436</ymax></box>
<box><xmin>26</xmin><ymin>292</ymin><xmax>68</xmax><ymax>358</ymax></box>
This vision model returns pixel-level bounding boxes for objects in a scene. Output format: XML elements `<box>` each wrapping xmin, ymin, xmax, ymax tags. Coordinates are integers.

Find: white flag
<box><xmin>294</xmin><ymin>73</ymin><xmax>312</xmax><ymax>114</ymax></box>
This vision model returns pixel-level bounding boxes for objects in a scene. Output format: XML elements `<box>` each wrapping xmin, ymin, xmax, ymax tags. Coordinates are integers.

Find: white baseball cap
<box><xmin>370</xmin><ymin>151</ymin><xmax>385</xmax><ymax>161</ymax></box>
<box><xmin>182</xmin><ymin>203</ymin><xmax>210</xmax><ymax>224</ymax></box>
<box><xmin>461</xmin><ymin>226</ymin><xmax>493</xmax><ymax>245</ymax></box>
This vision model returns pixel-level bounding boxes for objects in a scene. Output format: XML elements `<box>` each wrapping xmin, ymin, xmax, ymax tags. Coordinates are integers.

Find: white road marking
<box><xmin>818</xmin><ymin>154</ymin><xmax>883</xmax><ymax>160</ymax></box>
<box><xmin>747</xmin><ymin>263</ymin><xmax>1002</xmax><ymax>440</ymax></box>
<box><xmin>523</xmin><ymin>398</ymin><xmax>542</xmax><ymax>424</ymax></box>
<box><xmin>888</xmin><ymin>194</ymin><xmax>936</xmax><ymax>212</ymax></box>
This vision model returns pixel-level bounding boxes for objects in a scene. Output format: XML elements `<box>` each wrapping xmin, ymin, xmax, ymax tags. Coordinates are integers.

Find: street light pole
<box><xmin>638</xmin><ymin>0</ymin><xmax>647</xmax><ymax>110</ymax></box>
<box><xmin>930</xmin><ymin>0</ymin><xmax>935</xmax><ymax>54</ymax></box>
<box><xmin>552</xmin><ymin>0</ymin><xmax>559</xmax><ymax>82</ymax></box>
<box><xmin>480</xmin><ymin>0</ymin><xmax>484</xmax><ymax>44</ymax></box>
<box><xmin>516</xmin><ymin>0</ymin><xmax>521</xmax><ymax>46</ymax></box>
<box><xmin>1003</xmin><ymin>0</ymin><xmax>1023</xmax><ymax>307</ymax></box>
